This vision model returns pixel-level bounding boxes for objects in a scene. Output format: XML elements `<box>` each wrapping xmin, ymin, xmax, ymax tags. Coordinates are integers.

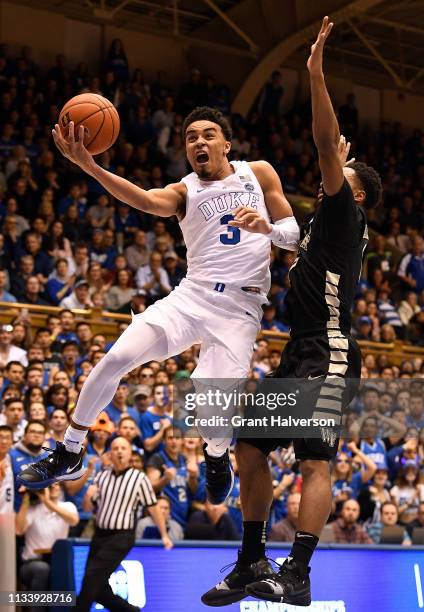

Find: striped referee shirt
<box><xmin>94</xmin><ymin>467</ymin><xmax>157</xmax><ymax>530</ymax></box>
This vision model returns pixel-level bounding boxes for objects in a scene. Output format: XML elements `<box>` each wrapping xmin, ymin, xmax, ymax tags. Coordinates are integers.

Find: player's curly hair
<box><xmin>350</xmin><ymin>162</ymin><xmax>382</xmax><ymax>209</ymax></box>
<box><xmin>182</xmin><ymin>106</ymin><xmax>232</xmax><ymax>142</ymax></box>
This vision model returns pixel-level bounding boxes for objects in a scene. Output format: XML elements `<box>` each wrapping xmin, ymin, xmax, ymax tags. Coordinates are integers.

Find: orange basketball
<box><xmin>58</xmin><ymin>93</ymin><xmax>120</xmax><ymax>155</ymax></box>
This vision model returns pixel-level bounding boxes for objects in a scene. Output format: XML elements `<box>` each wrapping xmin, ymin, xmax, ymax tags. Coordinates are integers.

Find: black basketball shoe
<box><xmin>246</xmin><ymin>557</ymin><xmax>311</xmax><ymax>606</ymax></box>
<box><xmin>17</xmin><ymin>441</ymin><xmax>85</xmax><ymax>489</ymax></box>
<box><xmin>203</xmin><ymin>445</ymin><xmax>234</xmax><ymax>504</ymax></box>
<box><xmin>201</xmin><ymin>552</ymin><xmax>276</xmax><ymax>607</ymax></box>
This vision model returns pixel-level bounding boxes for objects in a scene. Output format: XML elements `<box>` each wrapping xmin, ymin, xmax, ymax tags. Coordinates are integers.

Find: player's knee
<box><xmin>236</xmin><ymin>441</ymin><xmax>268</xmax><ymax>476</ymax></box>
<box><xmin>299</xmin><ymin>459</ymin><xmax>330</xmax><ymax>480</ymax></box>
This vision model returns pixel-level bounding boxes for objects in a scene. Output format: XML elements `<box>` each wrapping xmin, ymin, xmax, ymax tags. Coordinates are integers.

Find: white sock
<box><xmin>205</xmin><ymin>438</ymin><xmax>231</xmax><ymax>458</ymax></box>
<box><xmin>63</xmin><ymin>425</ymin><xmax>88</xmax><ymax>453</ymax></box>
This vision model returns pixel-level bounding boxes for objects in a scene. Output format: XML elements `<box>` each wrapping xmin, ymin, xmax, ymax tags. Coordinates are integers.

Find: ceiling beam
<box><xmin>347</xmin><ymin>18</ymin><xmax>405</xmax><ymax>87</ymax></box>
<box><xmin>408</xmin><ymin>66</ymin><xmax>424</xmax><ymax>88</ymax></box>
<box><xmin>200</xmin><ymin>0</ymin><xmax>259</xmax><ymax>52</ymax></box>
<box><xmin>232</xmin><ymin>0</ymin><xmax>386</xmax><ymax>115</ymax></box>
<box><xmin>323</xmin><ymin>45</ymin><xmax>422</xmax><ymax>73</ymax></box>
<box><xmin>367</xmin><ymin>16</ymin><xmax>424</xmax><ymax>35</ymax></box>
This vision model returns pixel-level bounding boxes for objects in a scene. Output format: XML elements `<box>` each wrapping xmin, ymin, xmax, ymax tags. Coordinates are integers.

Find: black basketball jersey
<box><xmin>284</xmin><ymin>179</ymin><xmax>368</xmax><ymax>337</ymax></box>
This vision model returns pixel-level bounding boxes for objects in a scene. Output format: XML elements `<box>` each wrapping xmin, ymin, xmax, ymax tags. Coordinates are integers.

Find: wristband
<box><xmin>267</xmin><ymin>216</ymin><xmax>299</xmax><ymax>251</ymax></box>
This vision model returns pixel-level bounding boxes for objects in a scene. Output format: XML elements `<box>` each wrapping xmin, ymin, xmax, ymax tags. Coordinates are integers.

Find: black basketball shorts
<box><xmin>240</xmin><ymin>333</ymin><xmax>361</xmax><ymax>461</ymax></box>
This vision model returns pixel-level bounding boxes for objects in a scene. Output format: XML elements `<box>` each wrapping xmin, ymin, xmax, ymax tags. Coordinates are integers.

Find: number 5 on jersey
<box><xmin>220</xmin><ymin>214</ymin><xmax>240</xmax><ymax>245</ymax></box>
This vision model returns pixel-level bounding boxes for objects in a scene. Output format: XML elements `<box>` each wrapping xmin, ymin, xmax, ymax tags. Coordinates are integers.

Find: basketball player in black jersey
<box><xmin>202</xmin><ymin>16</ymin><xmax>382</xmax><ymax>607</ymax></box>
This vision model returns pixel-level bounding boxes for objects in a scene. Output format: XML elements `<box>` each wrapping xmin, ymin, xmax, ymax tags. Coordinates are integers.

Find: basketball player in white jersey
<box><xmin>18</xmin><ymin>107</ymin><xmax>299</xmax><ymax>510</ymax></box>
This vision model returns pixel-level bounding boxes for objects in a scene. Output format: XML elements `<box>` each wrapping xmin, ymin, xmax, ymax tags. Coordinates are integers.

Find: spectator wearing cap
<box><xmin>60</xmin><ymin>279</ymin><xmax>92</xmax><ymax>309</ymax></box>
<box><xmin>329</xmin><ymin>499</ymin><xmax>373</xmax><ymax>544</ymax></box>
<box><xmin>132</xmin><ymin>384</ymin><xmax>152</xmax><ymax>416</ymax></box>
<box><xmin>163</xmin><ymin>251</ymin><xmax>185</xmax><ymax>289</ymax></box>
<box><xmin>355</xmin><ymin>316</ymin><xmax>373</xmax><ymax>341</ymax></box>
<box><xmin>0</xmin><ymin>324</ymin><xmax>28</xmax><ymax>368</ymax></box>
<box><xmin>86</xmin><ymin>411</ymin><xmax>115</xmax><ymax>457</ymax></box>
<box><xmin>105</xmin><ymin>269</ymin><xmax>135</xmax><ymax>311</ymax></box>
<box><xmin>135</xmin><ymin>251</ymin><xmax>171</xmax><ymax>301</ymax></box>
<box><xmin>390</xmin><ymin>461</ymin><xmax>421</xmax><ymax>525</ymax></box>
<box><xmin>124</xmin><ymin>229</ymin><xmax>150</xmax><ymax>272</ymax></box>
<box><xmin>116</xmin><ymin>287</ymin><xmax>148</xmax><ymax>315</ymax></box>
<box><xmin>0</xmin><ymin>268</ymin><xmax>16</xmax><ymax>303</ymax></box>
<box><xmin>46</xmin><ymin>258</ymin><xmax>75</xmax><ymax>306</ymax></box>
<box><xmin>104</xmin><ymin>381</ymin><xmax>138</xmax><ymax>425</ymax></box>
<box><xmin>366</xmin><ymin>501</ymin><xmax>411</xmax><ymax>545</ymax></box>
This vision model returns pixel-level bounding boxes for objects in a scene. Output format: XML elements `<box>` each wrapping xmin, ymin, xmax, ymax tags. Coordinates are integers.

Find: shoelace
<box><xmin>219</xmin><ymin>556</ymin><xmax>280</xmax><ymax>575</ymax></box>
<box><xmin>29</xmin><ymin>444</ymin><xmax>68</xmax><ymax>477</ymax></box>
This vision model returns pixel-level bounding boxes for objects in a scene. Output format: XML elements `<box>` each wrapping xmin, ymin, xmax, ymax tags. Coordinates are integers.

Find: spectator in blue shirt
<box><xmin>261</xmin><ymin>304</ymin><xmax>289</xmax><ymax>332</ymax></box>
<box><xmin>57</xmin><ymin>184</ymin><xmax>87</xmax><ymax>218</ymax></box>
<box><xmin>46</xmin><ymin>258</ymin><xmax>74</xmax><ymax>305</ymax></box>
<box><xmin>147</xmin><ymin>426</ymin><xmax>199</xmax><ymax>528</ymax></box>
<box><xmin>139</xmin><ymin>383</ymin><xmax>172</xmax><ymax>457</ymax></box>
<box><xmin>114</xmin><ymin>202</ymin><xmax>140</xmax><ymax>246</ymax></box>
<box><xmin>104</xmin><ymin>381</ymin><xmax>138</xmax><ymax>425</ymax></box>
<box><xmin>9</xmin><ymin>420</ymin><xmax>48</xmax><ymax>511</ymax></box>
<box><xmin>0</xmin><ymin>269</ymin><xmax>16</xmax><ymax>302</ymax></box>
<box><xmin>397</xmin><ymin>236</ymin><xmax>424</xmax><ymax>294</ymax></box>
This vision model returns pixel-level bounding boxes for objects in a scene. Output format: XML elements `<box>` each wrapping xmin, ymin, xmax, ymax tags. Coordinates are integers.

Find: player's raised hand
<box><xmin>338</xmin><ymin>135</ymin><xmax>356</xmax><ymax>167</ymax></box>
<box><xmin>229</xmin><ymin>206</ymin><xmax>271</xmax><ymax>235</ymax></box>
<box><xmin>307</xmin><ymin>16</ymin><xmax>333</xmax><ymax>76</ymax></box>
<box><xmin>52</xmin><ymin>121</ymin><xmax>94</xmax><ymax>172</ymax></box>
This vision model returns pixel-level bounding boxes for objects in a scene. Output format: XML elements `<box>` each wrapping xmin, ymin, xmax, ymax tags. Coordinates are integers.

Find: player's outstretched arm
<box><xmin>52</xmin><ymin>121</ymin><xmax>185</xmax><ymax>218</ymax></box>
<box><xmin>308</xmin><ymin>16</ymin><xmax>344</xmax><ymax>196</ymax></box>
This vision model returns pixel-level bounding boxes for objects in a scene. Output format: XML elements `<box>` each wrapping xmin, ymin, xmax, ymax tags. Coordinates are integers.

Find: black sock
<box><xmin>240</xmin><ymin>521</ymin><xmax>267</xmax><ymax>564</ymax></box>
<box><xmin>289</xmin><ymin>531</ymin><xmax>319</xmax><ymax>573</ymax></box>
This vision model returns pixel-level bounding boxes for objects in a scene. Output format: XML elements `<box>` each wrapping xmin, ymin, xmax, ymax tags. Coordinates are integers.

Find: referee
<box><xmin>77</xmin><ymin>436</ymin><xmax>172</xmax><ymax>611</ymax></box>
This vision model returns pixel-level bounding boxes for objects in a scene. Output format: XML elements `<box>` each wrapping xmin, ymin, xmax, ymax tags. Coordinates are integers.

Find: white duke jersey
<box><xmin>180</xmin><ymin>160</ymin><xmax>271</xmax><ymax>295</ymax></box>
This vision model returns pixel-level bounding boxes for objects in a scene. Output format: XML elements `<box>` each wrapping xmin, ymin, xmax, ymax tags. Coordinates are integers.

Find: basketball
<box><xmin>58</xmin><ymin>93</ymin><xmax>120</xmax><ymax>155</ymax></box>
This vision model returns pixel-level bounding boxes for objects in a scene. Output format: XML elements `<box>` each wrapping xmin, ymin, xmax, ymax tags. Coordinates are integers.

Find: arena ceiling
<box><xmin>286</xmin><ymin>0</ymin><xmax>424</xmax><ymax>92</ymax></box>
<box><xmin>13</xmin><ymin>0</ymin><xmax>424</xmax><ymax>94</ymax></box>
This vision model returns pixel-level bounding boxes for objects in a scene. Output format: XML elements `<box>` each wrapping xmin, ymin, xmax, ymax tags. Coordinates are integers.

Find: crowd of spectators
<box><xmin>0</xmin><ymin>38</ymin><xmax>423</xmax><ymax>596</ymax></box>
